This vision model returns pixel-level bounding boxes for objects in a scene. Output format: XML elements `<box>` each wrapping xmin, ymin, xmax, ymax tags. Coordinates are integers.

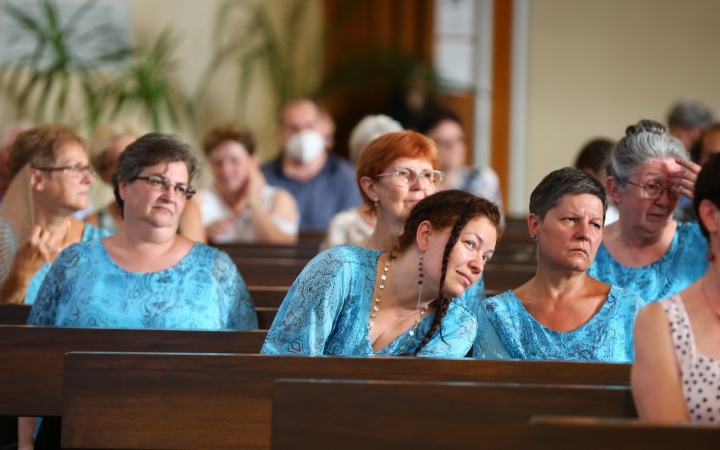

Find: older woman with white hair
<box><xmin>320</xmin><ymin>115</ymin><xmax>403</xmax><ymax>250</ymax></box>
<box><xmin>587</xmin><ymin>120</ymin><xmax>709</xmax><ymax>302</ymax></box>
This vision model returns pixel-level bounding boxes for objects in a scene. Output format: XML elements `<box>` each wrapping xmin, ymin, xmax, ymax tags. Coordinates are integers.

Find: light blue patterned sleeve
<box><xmin>261</xmin><ymin>248</ymin><xmax>353</xmax><ymax>355</ymax></box>
<box><xmin>454</xmin><ymin>276</ymin><xmax>486</xmax><ymax>314</ymax></box>
<box><xmin>473</xmin><ymin>302</ymin><xmax>511</xmax><ymax>359</ymax></box>
<box><xmin>212</xmin><ymin>250</ymin><xmax>258</xmax><ymax>330</ymax></box>
<box><xmin>417</xmin><ymin>301</ymin><xmax>477</xmax><ymax>358</ymax></box>
<box><xmin>26</xmin><ymin>245</ymin><xmax>80</xmax><ymax>326</ymax></box>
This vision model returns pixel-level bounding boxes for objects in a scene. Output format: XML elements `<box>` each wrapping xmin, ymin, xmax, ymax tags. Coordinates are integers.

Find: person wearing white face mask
<box><xmin>261</xmin><ymin>99</ymin><xmax>361</xmax><ymax>232</ymax></box>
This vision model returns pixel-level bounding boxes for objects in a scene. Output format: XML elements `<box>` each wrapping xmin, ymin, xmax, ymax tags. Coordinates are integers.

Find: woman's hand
<box><xmin>13</xmin><ymin>225</ymin><xmax>51</xmax><ymax>282</ymax></box>
<box><xmin>246</xmin><ymin>161</ymin><xmax>267</xmax><ymax>204</ymax></box>
<box><xmin>669</xmin><ymin>158</ymin><xmax>701</xmax><ymax>200</ymax></box>
<box><xmin>206</xmin><ymin>219</ymin><xmax>233</xmax><ymax>244</ymax></box>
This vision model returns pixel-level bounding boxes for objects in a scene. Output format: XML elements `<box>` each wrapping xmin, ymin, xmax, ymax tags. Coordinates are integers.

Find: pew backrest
<box><xmin>0</xmin><ymin>326</ymin><xmax>267</xmax><ymax>416</ymax></box>
<box><xmin>61</xmin><ymin>353</ymin><xmax>630</xmax><ymax>449</ymax></box>
<box><xmin>271</xmin><ymin>380</ymin><xmax>636</xmax><ymax>450</ymax></box>
<box><xmin>528</xmin><ymin>415</ymin><xmax>720</xmax><ymax>450</ymax></box>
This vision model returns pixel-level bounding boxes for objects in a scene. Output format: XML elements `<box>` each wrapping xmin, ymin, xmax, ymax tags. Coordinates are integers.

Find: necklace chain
<box><xmin>368</xmin><ymin>257</ymin><xmax>429</xmax><ymax>338</ymax></box>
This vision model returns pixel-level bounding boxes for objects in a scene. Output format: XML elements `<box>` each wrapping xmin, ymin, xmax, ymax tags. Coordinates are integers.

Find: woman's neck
<box><xmin>363</xmin><ymin>210</ymin><xmax>403</xmax><ymax>251</ymax></box>
<box><xmin>33</xmin><ymin>203</ymin><xmax>70</xmax><ymax>231</ymax></box>
<box><xmin>116</xmin><ymin>219</ymin><xmax>178</xmax><ymax>249</ymax></box>
<box><xmin>384</xmin><ymin>250</ymin><xmax>436</xmax><ymax>311</ymax></box>
<box><xmin>615</xmin><ymin>216</ymin><xmax>674</xmax><ymax>248</ymax></box>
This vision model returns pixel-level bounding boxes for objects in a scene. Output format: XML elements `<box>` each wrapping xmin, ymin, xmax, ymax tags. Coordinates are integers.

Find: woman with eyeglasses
<box><xmin>587</xmin><ymin>120</ymin><xmax>709</xmax><ymax>302</ymax></box>
<box><xmin>0</xmin><ymin>124</ymin><xmax>110</xmax><ymax>305</ymax></box>
<box><xmin>27</xmin><ymin>133</ymin><xmax>258</xmax><ymax>330</ymax></box>
<box><xmin>262</xmin><ymin>189</ymin><xmax>500</xmax><ymax>357</ymax></box>
<box><xmin>85</xmin><ymin>121</ymin><xmax>206</xmax><ymax>242</ymax></box>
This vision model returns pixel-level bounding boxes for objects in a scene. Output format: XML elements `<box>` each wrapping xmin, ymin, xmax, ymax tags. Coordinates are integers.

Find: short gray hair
<box><xmin>607</xmin><ymin>119</ymin><xmax>688</xmax><ymax>189</ymax></box>
<box><xmin>348</xmin><ymin>115</ymin><xmax>403</xmax><ymax>163</ymax></box>
<box><xmin>112</xmin><ymin>133</ymin><xmax>199</xmax><ymax>214</ymax></box>
<box><xmin>530</xmin><ymin>167</ymin><xmax>607</xmax><ymax>221</ymax></box>
<box><xmin>667</xmin><ymin>100</ymin><xmax>714</xmax><ymax>129</ymax></box>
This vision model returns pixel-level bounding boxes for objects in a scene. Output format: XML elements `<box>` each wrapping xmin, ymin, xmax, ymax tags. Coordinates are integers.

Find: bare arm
<box><xmin>179</xmin><ymin>199</ymin><xmax>207</xmax><ymax>244</ymax></box>
<box><xmin>250</xmin><ymin>189</ymin><xmax>299</xmax><ymax>244</ymax></box>
<box><xmin>18</xmin><ymin>417</ymin><xmax>35</xmax><ymax>450</ymax></box>
<box><xmin>631</xmin><ymin>302</ymin><xmax>689</xmax><ymax>422</ymax></box>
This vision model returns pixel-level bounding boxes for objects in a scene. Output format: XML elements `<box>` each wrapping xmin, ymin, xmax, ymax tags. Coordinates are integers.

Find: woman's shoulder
<box><xmin>607</xmin><ymin>285</ymin><xmax>646</xmax><ymax>308</ymax></box>
<box><xmin>676</xmin><ymin>221</ymin><xmax>706</xmax><ymax>243</ymax></box>
<box><xmin>82</xmin><ymin>222</ymin><xmax>112</xmax><ymax>240</ymax></box>
<box><xmin>481</xmin><ymin>290</ymin><xmax>519</xmax><ymax>308</ymax></box>
<box><xmin>318</xmin><ymin>244</ymin><xmax>381</xmax><ymax>266</ymax></box>
<box><xmin>329</xmin><ymin>207</ymin><xmax>363</xmax><ymax>225</ymax></box>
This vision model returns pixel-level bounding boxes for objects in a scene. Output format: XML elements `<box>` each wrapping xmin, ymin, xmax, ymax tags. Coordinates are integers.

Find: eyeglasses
<box><xmin>627</xmin><ymin>181</ymin><xmax>680</xmax><ymax>200</ymax></box>
<box><xmin>134</xmin><ymin>175</ymin><xmax>196</xmax><ymax>199</ymax></box>
<box><xmin>375</xmin><ymin>166</ymin><xmax>445</xmax><ymax>188</ymax></box>
<box><xmin>34</xmin><ymin>164</ymin><xmax>95</xmax><ymax>177</ymax></box>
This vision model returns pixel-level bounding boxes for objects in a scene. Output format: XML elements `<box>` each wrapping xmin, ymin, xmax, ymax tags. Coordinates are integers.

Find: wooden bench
<box><xmin>0</xmin><ymin>304</ymin><xmax>277</xmax><ymax>329</ymax></box>
<box><xmin>271</xmin><ymin>379</ymin><xmax>636</xmax><ymax>450</ymax></box>
<box><xmin>232</xmin><ymin>257</ymin><xmax>310</xmax><ymax>286</ymax></box>
<box><xmin>61</xmin><ymin>353</ymin><xmax>630</xmax><ymax>449</ymax></box>
<box><xmin>0</xmin><ymin>326</ymin><xmax>267</xmax><ymax>417</ymax></box>
<box><xmin>248</xmin><ymin>286</ymin><xmax>289</xmax><ymax>308</ymax></box>
<box><xmin>217</xmin><ymin>243</ymin><xmax>319</xmax><ymax>260</ymax></box>
<box><xmin>528</xmin><ymin>415</ymin><xmax>720</xmax><ymax>449</ymax></box>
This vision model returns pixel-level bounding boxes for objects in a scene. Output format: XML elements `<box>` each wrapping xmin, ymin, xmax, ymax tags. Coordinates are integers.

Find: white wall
<box><xmin>523</xmin><ymin>0</ymin><xmax>720</xmax><ymax>211</ymax></box>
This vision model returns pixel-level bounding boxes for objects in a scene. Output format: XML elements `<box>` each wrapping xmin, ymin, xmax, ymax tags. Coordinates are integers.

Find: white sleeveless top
<box><xmin>197</xmin><ymin>186</ymin><xmax>298</xmax><ymax>243</ymax></box>
<box><xmin>661</xmin><ymin>294</ymin><xmax>720</xmax><ymax>424</ymax></box>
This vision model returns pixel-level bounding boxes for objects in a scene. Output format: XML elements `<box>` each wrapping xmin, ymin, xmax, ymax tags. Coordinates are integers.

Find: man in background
<box><xmin>262</xmin><ymin>99</ymin><xmax>360</xmax><ymax>232</ymax></box>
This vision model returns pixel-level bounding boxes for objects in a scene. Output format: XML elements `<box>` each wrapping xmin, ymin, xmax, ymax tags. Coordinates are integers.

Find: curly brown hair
<box><xmin>390</xmin><ymin>189</ymin><xmax>502</xmax><ymax>356</ymax></box>
<box><xmin>8</xmin><ymin>124</ymin><xmax>85</xmax><ymax>177</ymax></box>
<box><xmin>202</xmin><ymin>122</ymin><xmax>256</xmax><ymax>156</ymax></box>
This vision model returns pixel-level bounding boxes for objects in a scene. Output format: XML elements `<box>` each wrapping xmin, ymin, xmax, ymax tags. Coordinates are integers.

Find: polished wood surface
<box><xmin>271</xmin><ymin>380</ymin><xmax>636</xmax><ymax>450</ymax></box>
<box><xmin>61</xmin><ymin>353</ymin><xmax>630</xmax><ymax>449</ymax></box>
<box><xmin>529</xmin><ymin>415</ymin><xmax>720</xmax><ymax>450</ymax></box>
<box><xmin>0</xmin><ymin>326</ymin><xmax>267</xmax><ymax>416</ymax></box>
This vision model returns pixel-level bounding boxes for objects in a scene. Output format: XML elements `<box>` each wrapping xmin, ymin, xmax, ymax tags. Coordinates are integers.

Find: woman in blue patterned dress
<box><xmin>262</xmin><ymin>189</ymin><xmax>501</xmax><ymax>357</ymax></box>
<box><xmin>27</xmin><ymin>133</ymin><xmax>257</xmax><ymax>330</ymax></box>
<box><xmin>0</xmin><ymin>124</ymin><xmax>109</xmax><ymax>305</ymax></box>
<box><xmin>587</xmin><ymin>120</ymin><xmax>709</xmax><ymax>302</ymax></box>
<box><xmin>474</xmin><ymin>168</ymin><xmax>644</xmax><ymax>362</ymax></box>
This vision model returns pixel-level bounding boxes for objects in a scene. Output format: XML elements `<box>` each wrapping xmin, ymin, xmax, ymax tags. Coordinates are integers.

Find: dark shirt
<box><xmin>261</xmin><ymin>153</ymin><xmax>361</xmax><ymax>232</ymax></box>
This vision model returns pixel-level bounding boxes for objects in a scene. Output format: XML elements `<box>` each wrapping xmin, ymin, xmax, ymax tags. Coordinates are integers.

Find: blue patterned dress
<box><xmin>25</xmin><ymin>223</ymin><xmax>110</xmax><ymax>305</ymax></box>
<box><xmin>588</xmin><ymin>222</ymin><xmax>709</xmax><ymax>303</ymax></box>
<box><xmin>27</xmin><ymin>240</ymin><xmax>257</xmax><ymax>330</ymax></box>
<box><xmin>473</xmin><ymin>286</ymin><xmax>645</xmax><ymax>362</ymax></box>
<box><xmin>261</xmin><ymin>245</ymin><xmax>477</xmax><ymax>357</ymax></box>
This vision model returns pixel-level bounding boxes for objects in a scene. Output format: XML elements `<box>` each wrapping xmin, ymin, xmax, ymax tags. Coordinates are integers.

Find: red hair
<box><xmin>355</xmin><ymin>130</ymin><xmax>438</xmax><ymax>210</ymax></box>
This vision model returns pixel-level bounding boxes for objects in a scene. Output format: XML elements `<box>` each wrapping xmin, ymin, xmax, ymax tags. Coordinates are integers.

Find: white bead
<box><xmin>373</xmin><ymin>305</ymin><xmax>379</xmax><ymax>311</ymax></box>
<box><xmin>381</xmin><ymin>275</ymin><xmax>386</xmax><ymax>280</ymax></box>
<box><xmin>409</xmin><ymin>331</ymin><xmax>414</xmax><ymax>336</ymax></box>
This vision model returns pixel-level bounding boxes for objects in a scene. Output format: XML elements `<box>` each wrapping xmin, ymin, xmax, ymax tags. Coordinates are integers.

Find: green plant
<box><xmin>102</xmin><ymin>29</ymin><xmax>191</xmax><ymax>132</ymax></box>
<box><xmin>0</xmin><ymin>0</ymin><xmax>130</xmax><ymax>128</ymax></box>
<box><xmin>195</xmin><ymin>0</ymin><xmax>321</xmax><ymax>120</ymax></box>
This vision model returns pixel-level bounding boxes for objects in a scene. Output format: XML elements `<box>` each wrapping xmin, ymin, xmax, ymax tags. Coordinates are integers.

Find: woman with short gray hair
<box><xmin>474</xmin><ymin>167</ymin><xmax>644</xmax><ymax>362</ymax></box>
<box><xmin>587</xmin><ymin>120</ymin><xmax>708</xmax><ymax>303</ymax></box>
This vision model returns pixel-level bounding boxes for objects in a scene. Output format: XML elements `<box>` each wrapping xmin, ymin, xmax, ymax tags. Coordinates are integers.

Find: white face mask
<box><xmin>284</xmin><ymin>130</ymin><xmax>325</xmax><ymax>163</ymax></box>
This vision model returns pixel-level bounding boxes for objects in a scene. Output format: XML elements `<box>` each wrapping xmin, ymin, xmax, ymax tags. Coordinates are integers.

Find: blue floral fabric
<box><xmin>25</xmin><ymin>223</ymin><xmax>110</xmax><ymax>305</ymax></box>
<box><xmin>588</xmin><ymin>222</ymin><xmax>709</xmax><ymax>303</ymax></box>
<box><xmin>455</xmin><ymin>275</ymin><xmax>485</xmax><ymax>314</ymax></box>
<box><xmin>261</xmin><ymin>245</ymin><xmax>477</xmax><ymax>357</ymax></box>
<box><xmin>473</xmin><ymin>286</ymin><xmax>645</xmax><ymax>362</ymax></box>
<box><xmin>27</xmin><ymin>240</ymin><xmax>257</xmax><ymax>330</ymax></box>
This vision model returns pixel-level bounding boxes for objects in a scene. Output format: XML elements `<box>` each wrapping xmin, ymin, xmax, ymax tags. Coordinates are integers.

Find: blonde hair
<box><xmin>89</xmin><ymin>121</ymin><xmax>143</xmax><ymax>171</ymax></box>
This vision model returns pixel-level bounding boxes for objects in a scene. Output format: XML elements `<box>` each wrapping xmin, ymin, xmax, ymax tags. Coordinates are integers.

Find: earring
<box><xmin>531</xmin><ymin>235</ymin><xmax>537</xmax><ymax>240</ymax></box>
<box><xmin>710</xmin><ymin>236</ymin><xmax>716</xmax><ymax>261</ymax></box>
<box><xmin>417</xmin><ymin>252</ymin><xmax>424</xmax><ymax>307</ymax></box>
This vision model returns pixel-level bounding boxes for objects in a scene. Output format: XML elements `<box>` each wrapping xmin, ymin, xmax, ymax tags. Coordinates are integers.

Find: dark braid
<box><xmin>413</xmin><ymin>206</ymin><xmax>478</xmax><ymax>355</ymax></box>
<box><xmin>389</xmin><ymin>190</ymin><xmax>502</xmax><ymax>356</ymax></box>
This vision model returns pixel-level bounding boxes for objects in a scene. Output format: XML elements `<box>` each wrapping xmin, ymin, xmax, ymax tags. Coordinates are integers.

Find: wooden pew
<box><xmin>484</xmin><ymin>264</ymin><xmax>536</xmax><ymax>291</ymax></box>
<box><xmin>61</xmin><ymin>353</ymin><xmax>631</xmax><ymax>449</ymax></box>
<box><xmin>270</xmin><ymin>380</ymin><xmax>636</xmax><ymax>450</ymax></box>
<box><xmin>232</xmin><ymin>257</ymin><xmax>310</xmax><ymax>286</ymax></box>
<box><xmin>0</xmin><ymin>304</ymin><xmax>277</xmax><ymax>329</ymax></box>
<box><xmin>217</xmin><ymin>243</ymin><xmax>319</xmax><ymax>260</ymax></box>
<box><xmin>528</xmin><ymin>415</ymin><xmax>720</xmax><ymax>450</ymax></box>
<box><xmin>248</xmin><ymin>286</ymin><xmax>288</xmax><ymax>308</ymax></box>
<box><xmin>0</xmin><ymin>327</ymin><xmax>267</xmax><ymax>417</ymax></box>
